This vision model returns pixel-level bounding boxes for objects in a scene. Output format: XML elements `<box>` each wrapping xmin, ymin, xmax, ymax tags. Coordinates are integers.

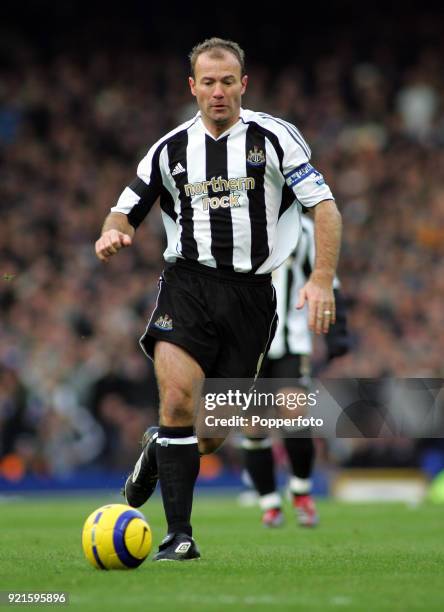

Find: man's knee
<box><xmin>154</xmin><ymin>341</ymin><xmax>205</xmax><ymax>427</ymax></box>
<box><xmin>160</xmin><ymin>386</ymin><xmax>195</xmax><ymax>426</ymax></box>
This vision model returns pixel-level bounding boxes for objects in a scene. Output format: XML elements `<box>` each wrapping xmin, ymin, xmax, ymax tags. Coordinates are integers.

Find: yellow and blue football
<box><xmin>82</xmin><ymin>504</ymin><xmax>152</xmax><ymax>570</ymax></box>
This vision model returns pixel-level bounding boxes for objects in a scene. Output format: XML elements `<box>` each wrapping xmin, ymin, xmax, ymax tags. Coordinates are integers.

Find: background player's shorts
<box><xmin>260</xmin><ymin>353</ymin><xmax>311</xmax><ymax>390</ymax></box>
<box><xmin>140</xmin><ymin>260</ymin><xmax>277</xmax><ymax>378</ymax></box>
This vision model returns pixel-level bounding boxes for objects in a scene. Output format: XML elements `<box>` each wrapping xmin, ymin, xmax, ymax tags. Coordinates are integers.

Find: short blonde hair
<box><xmin>189</xmin><ymin>37</ymin><xmax>246</xmax><ymax>78</ymax></box>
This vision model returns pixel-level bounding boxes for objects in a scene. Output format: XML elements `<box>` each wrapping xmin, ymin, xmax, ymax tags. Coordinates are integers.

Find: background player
<box><xmin>243</xmin><ymin>216</ymin><xmax>350</xmax><ymax>527</ymax></box>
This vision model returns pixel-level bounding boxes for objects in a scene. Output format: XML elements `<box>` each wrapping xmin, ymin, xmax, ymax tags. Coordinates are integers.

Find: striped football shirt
<box><xmin>111</xmin><ymin>108</ymin><xmax>334</xmax><ymax>273</ymax></box>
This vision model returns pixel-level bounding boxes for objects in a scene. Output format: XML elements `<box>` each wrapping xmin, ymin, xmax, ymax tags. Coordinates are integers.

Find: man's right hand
<box><xmin>95</xmin><ymin>229</ymin><xmax>132</xmax><ymax>262</ymax></box>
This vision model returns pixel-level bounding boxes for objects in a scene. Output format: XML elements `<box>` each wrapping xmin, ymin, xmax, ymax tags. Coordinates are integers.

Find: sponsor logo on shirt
<box><xmin>184</xmin><ymin>176</ymin><xmax>255</xmax><ymax>197</ymax></box>
<box><xmin>183</xmin><ymin>175</ymin><xmax>256</xmax><ymax>211</ymax></box>
<box><xmin>202</xmin><ymin>192</ymin><xmax>241</xmax><ymax>211</ymax></box>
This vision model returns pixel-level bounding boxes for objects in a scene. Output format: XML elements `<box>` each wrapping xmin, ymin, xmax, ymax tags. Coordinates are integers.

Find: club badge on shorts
<box><xmin>153</xmin><ymin>314</ymin><xmax>173</xmax><ymax>331</ymax></box>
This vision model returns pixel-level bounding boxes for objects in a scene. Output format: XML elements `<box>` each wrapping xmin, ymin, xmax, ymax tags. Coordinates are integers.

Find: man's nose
<box><xmin>212</xmin><ymin>84</ymin><xmax>224</xmax><ymax>98</ymax></box>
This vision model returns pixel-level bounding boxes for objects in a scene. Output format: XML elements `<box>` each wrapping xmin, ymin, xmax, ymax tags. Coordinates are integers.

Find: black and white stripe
<box><xmin>245</xmin><ymin>125</ymin><xmax>268</xmax><ymax>271</ymax></box>
<box><xmin>205</xmin><ymin>134</ymin><xmax>233</xmax><ymax>267</ymax></box>
<box><xmin>167</xmin><ymin>132</ymin><xmax>199</xmax><ymax>260</ymax></box>
<box><xmin>111</xmin><ymin>109</ymin><xmax>334</xmax><ymax>274</ymax></box>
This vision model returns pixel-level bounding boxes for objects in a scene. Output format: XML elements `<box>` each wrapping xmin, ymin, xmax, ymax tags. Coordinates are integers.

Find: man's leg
<box><xmin>283</xmin><ymin>432</ymin><xmax>315</xmax><ymax>495</ymax></box>
<box><xmin>283</xmin><ymin>430</ymin><xmax>318</xmax><ymax>526</ymax></box>
<box><xmin>125</xmin><ymin>390</ymin><xmax>227</xmax><ymax>509</ymax></box>
<box><xmin>242</xmin><ymin>437</ymin><xmax>284</xmax><ymax>527</ymax></box>
<box><xmin>278</xmin><ymin>385</ymin><xmax>319</xmax><ymax>527</ymax></box>
<box><xmin>154</xmin><ymin>341</ymin><xmax>203</xmax><ymax>534</ymax></box>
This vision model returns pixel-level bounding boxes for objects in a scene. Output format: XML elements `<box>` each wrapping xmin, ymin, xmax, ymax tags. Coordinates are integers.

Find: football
<box><xmin>82</xmin><ymin>504</ymin><xmax>152</xmax><ymax>570</ymax></box>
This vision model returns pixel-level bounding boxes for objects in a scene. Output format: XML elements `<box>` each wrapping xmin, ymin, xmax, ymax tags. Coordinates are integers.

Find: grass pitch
<box><xmin>1</xmin><ymin>494</ymin><xmax>443</xmax><ymax>611</ymax></box>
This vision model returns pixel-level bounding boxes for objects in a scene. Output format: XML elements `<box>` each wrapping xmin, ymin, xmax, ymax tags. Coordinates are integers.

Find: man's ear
<box><xmin>189</xmin><ymin>77</ymin><xmax>196</xmax><ymax>96</ymax></box>
<box><xmin>241</xmin><ymin>75</ymin><xmax>248</xmax><ymax>95</ymax></box>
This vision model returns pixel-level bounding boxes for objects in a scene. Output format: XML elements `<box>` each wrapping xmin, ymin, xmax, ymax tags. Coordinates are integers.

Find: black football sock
<box><xmin>156</xmin><ymin>425</ymin><xmax>200</xmax><ymax>537</ymax></box>
<box><xmin>243</xmin><ymin>438</ymin><xmax>281</xmax><ymax>509</ymax></box>
<box><xmin>283</xmin><ymin>428</ymin><xmax>315</xmax><ymax>495</ymax></box>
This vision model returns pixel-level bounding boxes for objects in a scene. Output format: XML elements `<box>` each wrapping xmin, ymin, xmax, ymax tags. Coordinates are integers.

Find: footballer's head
<box><xmin>188</xmin><ymin>38</ymin><xmax>248</xmax><ymax>135</ymax></box>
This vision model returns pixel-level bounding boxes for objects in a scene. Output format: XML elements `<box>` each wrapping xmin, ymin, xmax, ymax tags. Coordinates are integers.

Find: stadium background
<box><xmin>1</xmin><ymin>0</ymin><xmax>444</xmax><ymax>493</ymax></box>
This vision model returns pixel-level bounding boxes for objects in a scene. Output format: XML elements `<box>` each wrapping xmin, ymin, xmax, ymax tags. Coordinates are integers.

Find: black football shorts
<box><xmin>140</xmin><ymin>259</ymin><xmax>277</xmax><ymax>378</ymax></box>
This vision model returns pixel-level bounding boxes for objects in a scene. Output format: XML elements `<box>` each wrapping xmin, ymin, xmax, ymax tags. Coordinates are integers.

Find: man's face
<box><xmin>189</xmin><ymin>50</ymin><xmax>248</xmax><ymax>131</ymax></box>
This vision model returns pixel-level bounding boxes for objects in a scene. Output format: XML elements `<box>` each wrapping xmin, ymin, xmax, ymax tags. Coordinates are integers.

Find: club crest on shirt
<box><xmin>153</xmin><ymin>314</ymin><xmax>173</xmax><ymax>331</ymax></box>
<box><xmin>247</xmin><ymin>146</ymin><xmax>266</xmax><ymax>166</ymax></box>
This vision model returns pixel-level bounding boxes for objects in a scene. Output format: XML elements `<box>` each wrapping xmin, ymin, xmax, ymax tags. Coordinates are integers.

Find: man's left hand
<box><xmin>296</xmin><ymin>275</ymin><xmax>335</xmax><ymax>335</ymax></box>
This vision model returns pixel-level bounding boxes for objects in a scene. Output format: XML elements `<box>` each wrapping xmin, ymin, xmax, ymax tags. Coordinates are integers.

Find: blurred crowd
<box><xmin>1</xmin><ymin>29</ymin><xmax>444</xmax><ymax>479</ymax></box>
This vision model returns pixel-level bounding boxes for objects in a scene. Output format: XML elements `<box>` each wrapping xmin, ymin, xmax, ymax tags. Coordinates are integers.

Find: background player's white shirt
<box><xmin>267</xmin><ymin>217</ymin><xmax>340</xmax><ymax>359</ymax></box>
<box><xmin>111</xmin><ymin>109</ymin><xmax>334</xmax><ymax>274</ymax></box>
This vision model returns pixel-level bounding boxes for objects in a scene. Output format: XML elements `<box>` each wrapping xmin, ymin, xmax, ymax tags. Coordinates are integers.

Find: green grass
<box><xmin>1</xmin><ymin>495</ymin><xmax>443</xmax><ymax>611</ymax></box>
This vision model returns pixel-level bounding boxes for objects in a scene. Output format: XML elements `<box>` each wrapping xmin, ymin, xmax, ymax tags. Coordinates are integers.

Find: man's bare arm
<box><xmin>311</xmin><ymin>199</ymin><xmax>342</xmax><ymax>282</ymax></box>
<box><xmin>95</xmin><ymin>212</ymin><xmax>135</xmax><ymax>262</ymax></box>
<box><xmin>297</xmin><ymin>200</ymin><xmax>342</xmax><ymax>334</ymax></box>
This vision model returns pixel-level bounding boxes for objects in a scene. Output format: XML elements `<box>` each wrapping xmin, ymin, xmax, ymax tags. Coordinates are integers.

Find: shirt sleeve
<box><xmin>280</xmin><ymin>122</ymin><xmax>334</xmax><ymax>208</ymax></box>
<box><xmin>111</xmin><ymin>141</ymin><xmax>163</xmax><ymax>228</ymax></box>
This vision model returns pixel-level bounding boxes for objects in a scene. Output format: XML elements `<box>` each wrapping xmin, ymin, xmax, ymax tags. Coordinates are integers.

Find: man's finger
<box><xmin>319</xmin><ymin>303</ymin><xmax>335</xmax><ymax>334</ymax></box>
<box><xmin>106</xmin><ymin>233</ymin><xmax>124</xmax><ymax>252</ymax></box>
<box><xmin>103</xmin><ymin>244</ymin><xmax>118</xmax><ymax>255</ymax></box>
<box><xmin>308</xmin><ymin>296</ymin><xmax>318</xmax><ymax>331</ymax></box>
<box><xmin>109</xmin><ymin>242</ymin><xmax>121</xmax><ymax>253</ymax></box>
<box><xmin>95</xmin><ymin>239</ymin><xmax>116</xmax><ymax>260</ymax></box>
<box><xmin>95</xmin><ymin>240</ymin><xmax>107</xmax><ymax>259</ymax></box>
<box><xmin>120</xmin><ymin>234</ymin><xmax>132</xmax><ymax>247</ymax></box>
<box><xmin>296</xmin><ymin>287</ymin><xmax>306</xmax><ymax>310</ymax></box>
<box><xmin>95</xmin><ymin>248</ymin><xmax>109</xmax><ymax>262</ymax></box>
<box><xmin>322</xmin><ymin>310</ymin><xmax>331</xmax><ymax>334</ymax></box>
<box><xmin>314</xmin><ymin>306</ymin><xmax>324</xmax><ymax>335</ymax></box>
